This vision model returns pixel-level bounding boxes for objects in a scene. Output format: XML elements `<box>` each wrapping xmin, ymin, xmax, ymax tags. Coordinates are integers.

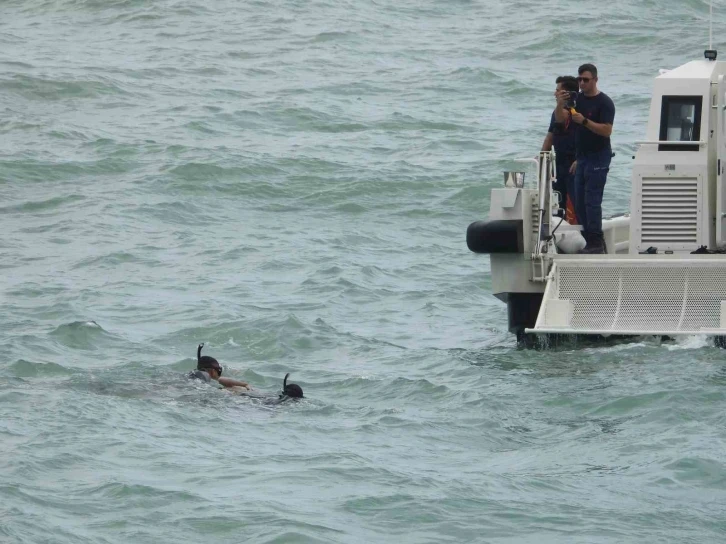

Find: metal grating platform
<box><xmin>528</xmin><ymin>257</ymin><xmax>726</xmax><ymax>335</ymax></box>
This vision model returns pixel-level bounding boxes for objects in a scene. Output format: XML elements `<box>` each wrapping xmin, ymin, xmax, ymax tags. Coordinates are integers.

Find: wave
<box><xmin>49</xmin><ymin>321</ymin><xmax>125</xmax><ymax>352</ymax></box>
<box><xmin>71</xmin><ymin>251</ymin><xmax>162</xmax><ymax>270</ymax></box>
<box><xmin>7</xmin><ymin>359</ymin><xmax>72</xmax><ymax>377</ymax></box>
<box><xmin>0</xmin><ymin>194</ymin><xmax>86</xmax><ymax>214</ymax></box>
<box><xmin>0</xmin><ymin>74</ymin><xmax>132</xmax><ymax>100</ymax></box>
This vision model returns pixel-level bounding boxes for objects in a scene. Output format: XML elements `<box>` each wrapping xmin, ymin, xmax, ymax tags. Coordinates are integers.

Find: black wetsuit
<box><xmin>188</xmin><ymin>370</ymin><xmax>211</xmax><ymax>383</ymax></box>
<box><xmin>237</xmin><ymin>390</ymin><xmax>295</xmax><ymax>405</ymax></box>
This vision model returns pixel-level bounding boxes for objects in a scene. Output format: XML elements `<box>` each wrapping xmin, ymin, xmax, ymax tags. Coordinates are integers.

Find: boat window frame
<box><xmin>658</xmin><ymin>95</ymin><xmax>703</xmax><ymax>151</ymax></box>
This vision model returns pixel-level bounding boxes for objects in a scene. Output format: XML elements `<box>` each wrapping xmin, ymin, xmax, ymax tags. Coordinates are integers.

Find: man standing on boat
<box><xmin>555</xmin><ymin>63</ymin><xmax>615</xmax><ymax>254</ymax></box>
<box><xmin>542</xmin><ymin>75</ymin><xmax>579</xmax><ymax>222</ymax></box>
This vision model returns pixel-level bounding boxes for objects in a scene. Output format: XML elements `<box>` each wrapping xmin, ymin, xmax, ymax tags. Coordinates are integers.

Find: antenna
<box><xmin>705</xmin><ymin>1</ymin><xmax>717</xmax><ymax>61</ymax></box>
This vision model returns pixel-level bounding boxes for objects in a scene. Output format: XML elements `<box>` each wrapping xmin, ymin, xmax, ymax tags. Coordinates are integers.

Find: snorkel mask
<box><xmin>197</xmin><ymin>343</ymin><xmax>223</xmax><ymax>376</ymax></box>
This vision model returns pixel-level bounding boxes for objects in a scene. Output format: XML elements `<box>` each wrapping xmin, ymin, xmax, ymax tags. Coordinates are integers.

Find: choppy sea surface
<box><xmin>2</xmin><ymin>1</ymin><xmax>726</xmax><ymax>542</ymax></box>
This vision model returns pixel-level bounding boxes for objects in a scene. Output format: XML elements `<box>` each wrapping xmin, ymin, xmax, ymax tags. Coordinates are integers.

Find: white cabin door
<box><xmin>717</xmin><ymin>75</ymin><xmax>726</xmax><ymax>247</ymax></box>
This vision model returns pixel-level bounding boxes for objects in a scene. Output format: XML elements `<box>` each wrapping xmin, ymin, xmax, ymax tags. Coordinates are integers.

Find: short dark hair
<box><xmin>198</xmin><ymin>355</ymin><xmax>221</xmax><ymax>371</ymax></box>
<box><xmin>281</xmin><ymin>372</ymin><xmax>303</xmax><ymax>399</ymax></box>
<box><xmin>285</xmin><ymin>383</ymin><xmax>304</xmax><ymax>398</ymax></box>
<box><xmin>578</xmin><ymin>63</ymin><xmax>598</xmax><ymax>78</ymax></box>
<box><xmin>197</xmin><ymin>343</ymin><xmax>222</xmax><ymax>373</ymax></box>
<box><xmin>556</xmin><ymin>75</ymin><xmax>579</xmax><ymax>93</ymax></box>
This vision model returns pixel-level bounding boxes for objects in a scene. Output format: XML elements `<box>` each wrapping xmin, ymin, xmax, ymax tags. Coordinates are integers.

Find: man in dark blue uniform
<box><xmin>542</xmin><ymin>75</ymin><xmax>579</xmax><ymax>221</ymax></box>
<box><xmin>555</xmin><ymin>63</ymin><xmax>615</xmax><ymax>253</ymax></box>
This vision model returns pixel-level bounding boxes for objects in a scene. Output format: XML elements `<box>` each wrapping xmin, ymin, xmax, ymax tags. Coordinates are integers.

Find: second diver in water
<box><xmin>234</xmin><ymin>372</ymin><xmax>304</xmax><ymax>404</ymax></box>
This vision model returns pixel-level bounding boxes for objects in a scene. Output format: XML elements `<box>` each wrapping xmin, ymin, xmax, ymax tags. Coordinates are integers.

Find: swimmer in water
<box><xmin>280</xmin><ymin>373</ymin><xmax>303</xmax><ymax>399</ymax></box>
<box><xmin>187</xmin><ymin>343</ymin><xmax>250</xmax><ymax>390</ymax></box>
<box><xmin>235</xmin><ymin>372</ymin><xmax>304</xmax><ymax>404</ymax></box>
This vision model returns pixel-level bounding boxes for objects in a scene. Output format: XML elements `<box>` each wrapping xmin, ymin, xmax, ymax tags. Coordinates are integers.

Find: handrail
<box><xmin>635</xmin><ymin>140</ymin><xmax>706</xmax><ymax>146</ymax></box>
<box><xmin>533</xmin><ymin>150</ymin><xmax>555</xmax><ymax>260</ymax></box>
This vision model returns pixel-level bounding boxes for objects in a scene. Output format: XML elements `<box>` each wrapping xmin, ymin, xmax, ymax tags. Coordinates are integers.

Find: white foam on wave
<box><xmin>664</xmin><ymin>335</ymin><xmax>711</xmax><ymax>351</ymax></box>
<box><xmin>583</xmin><ymin>340</ymin><xmax>646</xmax><ymax>355</ymax></box>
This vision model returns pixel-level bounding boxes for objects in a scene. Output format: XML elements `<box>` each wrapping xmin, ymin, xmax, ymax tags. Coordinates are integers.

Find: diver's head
<box><xmin>280</xmin><ymin>372</ymin><xmax>304</xmax><ymax>399</ymax></box>
<box><xmin>197</xmin><ymin>343</ymin><xmax>223</xmax><ymax>379</ymax></box>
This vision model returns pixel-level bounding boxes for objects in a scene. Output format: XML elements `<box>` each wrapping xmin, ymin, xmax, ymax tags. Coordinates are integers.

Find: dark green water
<box><xmin>2</xmin><ymin>1</ymin><xmax>725</xmax><ymax>542</ymax></box>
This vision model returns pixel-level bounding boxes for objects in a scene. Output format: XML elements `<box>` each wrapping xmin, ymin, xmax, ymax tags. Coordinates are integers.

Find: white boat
<box><xmin>467</xmin><ymin>49</ymin><xmax>726</xmax><ymax>346</ymax></box>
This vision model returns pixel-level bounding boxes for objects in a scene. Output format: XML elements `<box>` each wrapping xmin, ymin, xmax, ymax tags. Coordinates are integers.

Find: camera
<box><xmin>566</xmin><ymin>91</ymin><xmax>577</xmax><ymax>109</ymax></box>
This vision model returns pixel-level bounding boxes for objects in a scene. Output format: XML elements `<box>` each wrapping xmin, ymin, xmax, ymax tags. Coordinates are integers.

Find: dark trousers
<box><xmin>574</xmin><ymin>148</ymin><xmax>611</xmax><ymax>237</ymax></box>
<box><xmin>554</xmin><ymin>160</ymin><xmax>576</xmax><ymax>219</ymax></box>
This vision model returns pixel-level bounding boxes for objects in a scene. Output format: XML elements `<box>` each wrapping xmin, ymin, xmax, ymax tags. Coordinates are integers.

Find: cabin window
<box><xmin>658</xmin><ymin>96</ymin><xmax>702</xmax><ymax>151</ymax></box>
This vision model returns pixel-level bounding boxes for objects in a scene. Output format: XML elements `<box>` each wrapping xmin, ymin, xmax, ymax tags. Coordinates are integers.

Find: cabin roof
<box><xmin>658</xmin><ymin>59</ymin><xmax>722</xmax><ymax>80</ymax></box>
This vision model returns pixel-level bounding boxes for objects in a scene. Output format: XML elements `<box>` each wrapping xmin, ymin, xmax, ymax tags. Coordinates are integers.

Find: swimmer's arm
<box><xmin>228</xmin><ymin>385</ymin><xmax>251</xmax><ymax>394</ymax></box>
<box><xmin>218</xmin><ymin>377</ymin><xmax>250</xmax><ymax>389</ymax></box>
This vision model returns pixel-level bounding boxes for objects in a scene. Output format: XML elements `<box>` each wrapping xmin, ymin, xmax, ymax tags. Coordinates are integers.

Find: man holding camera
<box><xmin>542</xmin><ymin>75</ymin><xmax>579</xmax><ymax>222</ymax></box>
<box><xmin>555</xmin><ymin>63</ymin><xmax>615</xmax><ymax>254</ymax></box>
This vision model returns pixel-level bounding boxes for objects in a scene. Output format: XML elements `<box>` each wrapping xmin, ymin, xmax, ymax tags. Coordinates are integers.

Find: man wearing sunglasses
<box><xmin>188</xmin><ymin>343</ymin><xmax>250</xmax><ymax>389</ymax></box>
<box><xmin>554</xmin><ymin>63</ymin><xmax>615</xmax><ymax>253</ymax></box>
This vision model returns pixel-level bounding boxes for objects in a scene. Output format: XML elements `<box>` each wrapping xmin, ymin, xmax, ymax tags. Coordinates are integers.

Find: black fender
<box><xmin>467</xmin><ymin>220</ymin><xmax>523</xmax><ymax>254</ymax></box>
